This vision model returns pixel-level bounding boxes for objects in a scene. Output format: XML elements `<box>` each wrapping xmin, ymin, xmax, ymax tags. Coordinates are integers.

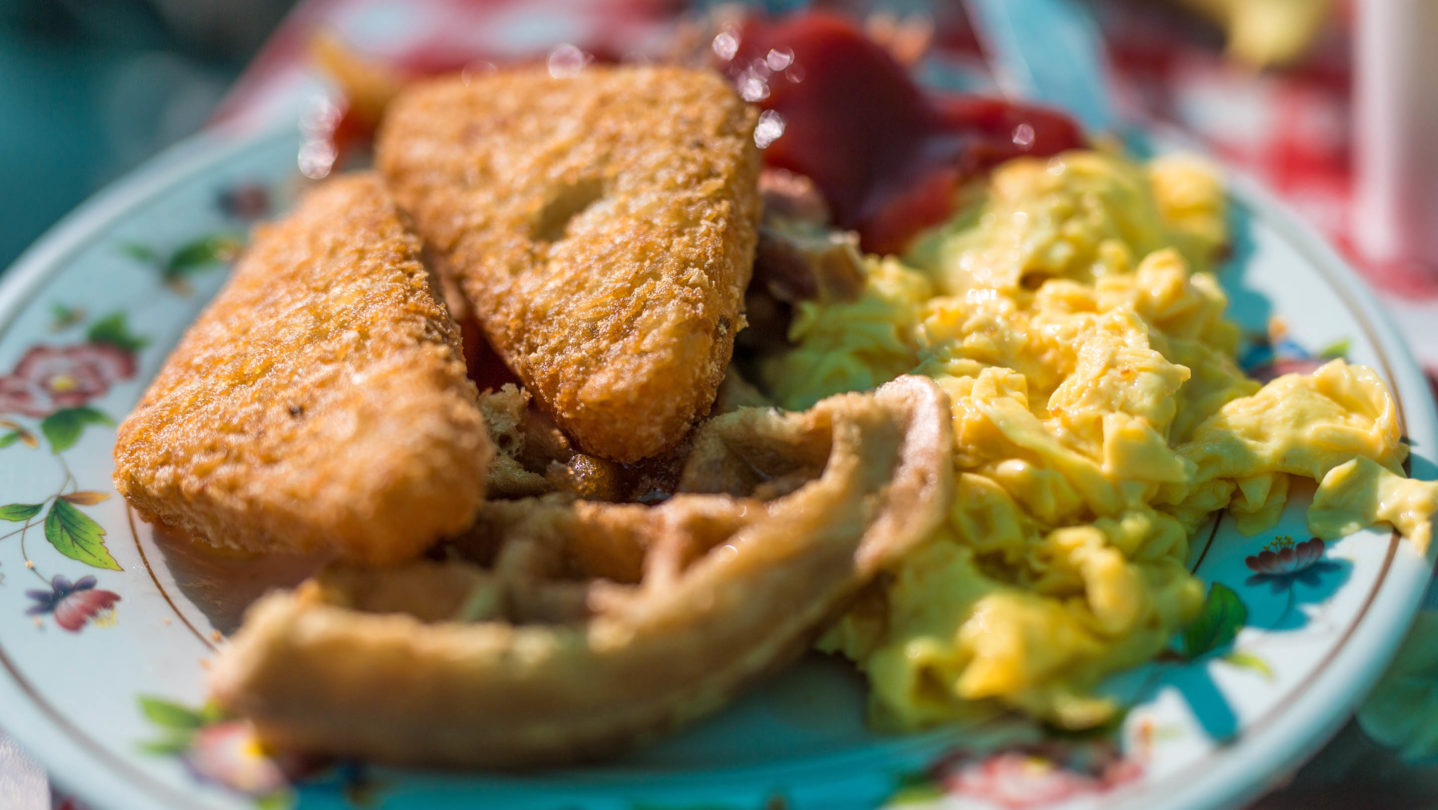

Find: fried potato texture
<box><xmin>113</xmin><ymin>173</ymin><xmax>492</xmax><ymax>566</ymax></box>
<box><xmin>377</xmin><ymin>66</ymin><xmax>762</xmax><ymax>462</ymax></box>
<box><xmin>209</xmin><ymin>376</ymin><xmax>953</xmax><ymax>767</ymax></box>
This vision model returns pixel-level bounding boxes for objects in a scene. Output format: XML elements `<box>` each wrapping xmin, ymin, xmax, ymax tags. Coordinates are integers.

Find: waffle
<box><xmin>209</xmin><ymin>376</ymin><xmax>954</xmax><ymax>767</ymax></box>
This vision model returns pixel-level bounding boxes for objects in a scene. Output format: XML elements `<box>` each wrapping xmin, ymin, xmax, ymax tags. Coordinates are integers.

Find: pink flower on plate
<box><xmin>1245</xmin><ymin>536</ymin><xmax>1325</xmax><ymax>576</ymax></box>
<box><xmin>0</xmin><ymin>343</ymin><xmax>136</xmax><ymax>418</ymax></box>
<box><xmin>931</xmin><ymin>741</ymin><xmax>1142</xmax><ymax>809</ymax></box>
<box><xmin>25</xmin><ymin>575</ymin><xmax>120</xmax><ymax>632</ymax></box>
<box><xmin>183</xmin><ymin>721</ymin><xmax>301</xmax><ymax>797</ymax></box>
<box><xmin>1245</xmin><ymin>536</ymin><xmax>1342</xmax><ymax>593</ymax></box>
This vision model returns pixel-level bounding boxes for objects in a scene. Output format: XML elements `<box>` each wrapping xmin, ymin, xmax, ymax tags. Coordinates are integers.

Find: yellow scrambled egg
<box><xmin>757</xmin><ymin>150</ymin><xmax>1437</xmax><ymax>731</ymax></box>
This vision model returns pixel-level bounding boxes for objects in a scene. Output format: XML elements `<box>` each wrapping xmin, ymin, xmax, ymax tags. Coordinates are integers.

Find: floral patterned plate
<box><xmin>0</xmin><ymin>127</ymin><xmax>1435</xmax><ymax>810</ymax></box>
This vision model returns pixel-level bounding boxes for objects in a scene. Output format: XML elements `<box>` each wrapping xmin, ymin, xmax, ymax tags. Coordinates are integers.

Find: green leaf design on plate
<box><xmin>43</xmin><ymin>499</ymin><xmax>121</xmax><ymax>570</ymax></box>
<box><xmin>164</xmin><ymin>234</ymin><xmax>242</xmax><ymax>281</ymax></box>
<box><xmin>1359</xmin><ymin>610</ymin><xmax>1438</xmax><ymax>761</ymax></box>
<box><xmin>256</xmin><ymin>793</ymin><xmax>295</xmax><ymax>810</ymax></box>
<box><xmin>0</xmin><ymin>503</ymin><xmax>43</xmax><ymax>522</ymax></box>
<box><xmin>118</xmin><ymin>242</ymin><xmax>160</xmax><ymax>265</ymax></box>
<box><xmin>86</xmin><ymin>311</ymin><xmax>149</xmax><ymax>353</ymax></box>
<box><xmin>137</xmin><ymin>737</ymin><xmax>193</xmax><ymax>757</ymax></box>
<box><xmin>0</xmin><ymin>422</ymin><xmax>38</xmax><ymax>450</ymax></box>
<box><xmin>200</xmin><ymin>702</ymin><xmax>229</xmax><ymax>725</ymax></box>
<box><xmin>138</xmin><ymin>695</ymin><xmax>208</xmax><ymax>730</ymax></box>
<box><xmin>40</xmin><ymin>406</ymin><xmax>114</xmax><ymax>453</ymax></box>
<box><xmin>1319</xmin><ymin>337</ymin><xmax>1351</xmax><ymax>359</ymax></box>
<box><xmin>49</xmin><ymin>303</ymin><xmax>85</xmax><ymax>331</ymax></box>
<box><xmin>1221</xmin><ymin>650</ymin><xmax>1273</xmax><ymax>680</ymax></box>
<box><xmin>1181</xmin><ymin>582</ymin><xmax>1247</xmax><ymax>659</ymax></box>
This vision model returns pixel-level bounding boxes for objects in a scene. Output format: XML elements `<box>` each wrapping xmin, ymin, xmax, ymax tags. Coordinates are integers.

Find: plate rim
<box><xmin>1106</xmin><ymin>166</ymin><xmax>1438</xmax><ymax>810</ymax></box>
<box><xmin>0</xmin><ymin>126</ymin><xmax>1433</xmax><ymax>810</ymax></box>
<box><xmin>0</xmin><ymin>127</ymin><xmax>288</xmax><ymax>810</ymax></box>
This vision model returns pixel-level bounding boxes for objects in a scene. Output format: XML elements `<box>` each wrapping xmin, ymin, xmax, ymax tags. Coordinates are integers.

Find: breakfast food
<box><xmin>113</xmin><ymin>174</ymin><xmax>492</xmax><ymax>566</ymax></box>
<box><xmin>210</xmin><ymin>376</ymin><xmax>954</xmax><ymax>766</ymax></box>
<box><xmin>377</xmin><ymin>66</ymin><xmax>763</xmax><ymax>463</ymax></box>
<box><xmin>761</xmin><ymin>148</ymin><xmax>1420</xmax><ymax>730</ymax></box>
<box><xmin>108</xmin><ymin>9</ymin><xmax>1438</xmax><ymax>774</ymax></box>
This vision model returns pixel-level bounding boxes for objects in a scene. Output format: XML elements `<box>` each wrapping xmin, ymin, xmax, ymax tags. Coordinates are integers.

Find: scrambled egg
<box><xmin>758</xmin><ymin>150</ymin><xmax>1435</xmax><ymax>731</ymax></box>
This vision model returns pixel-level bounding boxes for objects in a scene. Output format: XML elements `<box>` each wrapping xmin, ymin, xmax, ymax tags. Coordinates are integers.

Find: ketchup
<box><xmin>324</xmin><ymin>11</ymin><xmax>1082</xmax><ymax>255</ymax></box>
<box><xmin>717</xmin><ymin>12</ymin><xmax>1084</xmax><ymax>255</ymax></box>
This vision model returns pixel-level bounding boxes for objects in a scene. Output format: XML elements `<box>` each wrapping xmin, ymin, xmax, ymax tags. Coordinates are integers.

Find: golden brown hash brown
<box><xmin>112</xmin><ymin>173</ymin><xmax>492</xmax><ymax>566</ymax></box>
<box><xmin>377</xmin><ymin>66</ymin><xmax>763</xmax><ymax>463</ymax></box>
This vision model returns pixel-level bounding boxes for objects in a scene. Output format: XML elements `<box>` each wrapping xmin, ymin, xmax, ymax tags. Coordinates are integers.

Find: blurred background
<box><xmin>0</xmin><ymin>0</ymin><xmax>294</xmax><ymax>269</ymax></box>
<box><xmin>0</xmin><ymin>0</ymin><xmax>1365</xmax><ymax>274</ymax></box>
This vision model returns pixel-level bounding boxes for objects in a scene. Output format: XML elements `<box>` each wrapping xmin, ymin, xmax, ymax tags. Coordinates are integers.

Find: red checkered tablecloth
<box><xmin>211</xmin><ymin>0</ymin><xmax>1438</xmax><ymax>368</ymax></box>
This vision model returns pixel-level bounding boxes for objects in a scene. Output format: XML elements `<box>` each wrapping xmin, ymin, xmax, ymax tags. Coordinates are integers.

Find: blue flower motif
<box><xmin>25</xmin><ymin>574</ymin><xmax>120</xmax><ymax>631</ymax></box>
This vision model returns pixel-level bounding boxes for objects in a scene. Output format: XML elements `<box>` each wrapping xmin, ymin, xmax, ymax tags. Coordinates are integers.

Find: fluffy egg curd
<box><xmin>755</xmin><ymin>150</ymin><xmax>1438</xmax><ymax>732</ymax></box>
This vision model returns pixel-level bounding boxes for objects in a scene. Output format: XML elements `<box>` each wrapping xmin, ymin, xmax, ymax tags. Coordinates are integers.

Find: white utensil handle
<box><xmin>1354</xmin><ymin>0</ymin><xmax>1438</xmax><ymax>267</ymax></box>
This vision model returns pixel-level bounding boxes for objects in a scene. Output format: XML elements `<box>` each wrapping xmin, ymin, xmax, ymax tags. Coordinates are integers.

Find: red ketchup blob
<box><xmin>719</xmin><ymin>12</ymin><xmax>1085</xmax><ymax>255</ymax></box>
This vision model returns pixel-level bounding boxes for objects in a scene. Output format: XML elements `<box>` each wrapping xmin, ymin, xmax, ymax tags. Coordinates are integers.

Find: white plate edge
<box><xmin>0</xmin><ymin>127</ymin><xmax>292</xmax><ymax>810</ymax></box>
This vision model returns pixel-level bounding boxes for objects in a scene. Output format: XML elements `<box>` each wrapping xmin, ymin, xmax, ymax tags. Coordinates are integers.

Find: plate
<box><xmin>0</xmin><ymin>127</ymin><xmax>1434</xmax><ymax>810</ymax></box>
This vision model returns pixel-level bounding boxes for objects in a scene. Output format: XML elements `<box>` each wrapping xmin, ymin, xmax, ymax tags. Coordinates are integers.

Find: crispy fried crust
<box><xmin>209</xmin><ymin>377</ymin><xmax>955</xmax><ymax>767</ymax></box>
<box><xmin>113</xmin><ymin>174</ymin><xmax>492</xmax><ymax>566</ymax></box>
<box><xmin>376</xmin><ymin>66</ymin><xmax>762</xmax><ymax>463</ymax></box>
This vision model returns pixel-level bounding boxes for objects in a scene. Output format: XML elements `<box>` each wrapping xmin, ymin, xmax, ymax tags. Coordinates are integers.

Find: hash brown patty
<box><xmin>113</xmin><ymin>173</ymin><xmax>492</xmax><ymax>566</ymax></box>
<box><xmin>377</xmin><ymin>66</ymin><xmax>762</xmax><ymax>463</ymax></box>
